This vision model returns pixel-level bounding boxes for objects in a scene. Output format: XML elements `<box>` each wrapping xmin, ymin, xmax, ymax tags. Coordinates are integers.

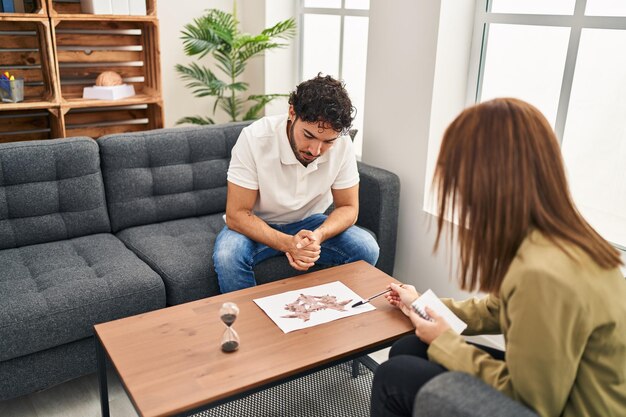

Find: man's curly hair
<box><xmin>288</xmin><ymin>73</ymin><xmax>355</xmax><ymax>135</ymax></box>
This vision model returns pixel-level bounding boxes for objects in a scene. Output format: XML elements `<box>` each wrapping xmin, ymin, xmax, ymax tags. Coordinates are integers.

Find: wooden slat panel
<box><xmin>47</xmin><ymin>107</ymin><xmax>64</xmax><ymax>138</ymax></box>
<box><xmin>0</xmin><ymin>51</ymin><xmax>41</xmax><ymax>66</ymax></box>
<box><xmin>144</xmin><ymin>22</ymin><xmax>156</xmax><ymax>90</ymax></box>
<box><xmin>147</xmin><ymin>101</ymin><xmax>163</xmax><ymax>130</ymax></box>
<box><xmin>0</xmin><ymin>131</ymin><xmax>50</xmax><ymax>143</ymax></box>
<box><xmin>0</xmin><ymin>21</ymin><xmax>40</xmax><ymax>31</ymax></box>
<box><xmin>59</xmin><ymin>65</ymin><xmax>144</xmax><ymax>79</ymax></box>
<box><xmin>56</xmin><ymin>33</ymin><xmax>141</xmax><ymax>47</ymax></box>
<box><xmin>67</xmin><ymin>123</ymin><xmax>147</xmax><ymax>138</ymax></box>
<box><xmin>146</xmin><ymin>0</ymin><xmax>155</xmax><ymax>15</ymax></box>
<box><xmin>0</xmin><ymin>114</ymin><xmax>49</xmax><ymax>132</ymax></box>
<box><xmin>57</xmin><ymin>21</ymin><xmax>143</xmax><ymax>31</ymax></box>
<box><xmin>57</xmin><ymin>50</ymin><xmax>143</xmax><ymax>63</ymax></box>
<box><xmin>51</xmin><ymin>1</ymin><xmax>81</xmax><ymax>14</ymax></box>
<box><xmin>37</xmin><ymin>20</ymin><xmax>56</xmax><ymax>102</ymax></box>
<box><xmin>64</xmin><ymin>108</ymin><xmax>147</xmax><ymax>125</ymax></box>
<box><xmin>24</xmin><ymin>84</ymin><xmax>45</xmax><ymax>98</ymax></box>
<box><xmin>0</xmin><ymin>20</ymin><xmax>53</xmax><ymax>102</ymax></box>
<box><xmin>0</xmin><ymin>34</ymin><xmax>39</xmax><ymax>48</ymax></box>
<box><xmin>0</xmin><ymin>68</ymin><xmax>44</xmax><ymax>82</ymax></box>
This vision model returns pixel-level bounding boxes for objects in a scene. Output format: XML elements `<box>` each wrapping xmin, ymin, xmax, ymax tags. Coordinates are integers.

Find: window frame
<box><xmin>469</xmin><ymin>0</ymin><xmax>626</xmax><ymax>144</ymax></box>
<box><xmin>297</xmin><ymin>0</ymin><xmax>369</xmax><ymax>83</ymax></box>
<box><xmin>468</xmin><ymin>0</ymin><xmax>626</xmax><ymax>255</ymax></box>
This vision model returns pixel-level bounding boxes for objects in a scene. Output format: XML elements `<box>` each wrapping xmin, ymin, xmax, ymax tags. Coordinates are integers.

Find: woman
<box><xmin>370</xmin><ymin>98</ymin><xmax>626</xmax><ymax>417</ymax></box>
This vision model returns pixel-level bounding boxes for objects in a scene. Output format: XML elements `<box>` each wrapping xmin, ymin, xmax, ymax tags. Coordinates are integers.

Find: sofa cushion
<box><xmin>99</xmin><ymin>123</ymin><xmax>251</xmax><ymax>233</ymax></box>
<box><xmin>0</xmin><ymin>233</ymin><xmax>165</xmax><ymax>362</ymax></box>
<box><xmin>116</xmin><ymin>214</ymin><xmax>334</xmax><ymax>305</ymax></box>
<box><xmin>0</xmin><ymin>138</ymin><xmax>111</xmax><ymax>250</ymax></box>
<box><xmin>414</xmin><ymin>372</ymin><xmax>540</xmax><ymax>417</ymax></box>
<box><xmin>116</xmin><ymin>214</ymin><xmax>225</xmax><ymax>305</ymax></box>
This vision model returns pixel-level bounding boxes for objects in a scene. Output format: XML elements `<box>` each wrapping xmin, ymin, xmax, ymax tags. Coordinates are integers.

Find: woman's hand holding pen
<box><xmin>386</xmin><ymin>282</ymin><xmax>451</xmax><ymax>343</ymax></box>
<box><xmin>385</xmin><ymin>282</ymin><xmax>419</xmax><ymax>317</ymax></box>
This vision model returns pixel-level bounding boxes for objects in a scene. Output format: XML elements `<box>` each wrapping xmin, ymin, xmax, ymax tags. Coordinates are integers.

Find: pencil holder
<box><xmin>0</xmin><ymin>78</ymin><xmax>24</xmax><ymax>103</ymax></box>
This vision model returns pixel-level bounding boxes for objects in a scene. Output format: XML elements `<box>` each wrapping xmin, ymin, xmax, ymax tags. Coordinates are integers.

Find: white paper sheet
<box><xmin>253</xmin><ymin>281</ymin><xmax>376</xmax><ymax>333</ymax></box>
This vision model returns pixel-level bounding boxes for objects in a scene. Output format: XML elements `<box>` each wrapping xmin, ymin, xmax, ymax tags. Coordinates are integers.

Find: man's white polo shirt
<box><xmin>227</xmin><ymin>114</ymin><xmax>359</xmax><ymax>224</ymax></box>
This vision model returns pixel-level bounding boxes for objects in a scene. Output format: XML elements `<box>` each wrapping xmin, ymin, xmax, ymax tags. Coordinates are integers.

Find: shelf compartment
<box><xmin>0</xmin><ymin>0</ymin><xmax>46</xmax><ymax>16</ymax></box>
<box><xmin>0</xmin><ymin>107</ymin><xmax>62</xmax><ymax>142</ymax></box>
<box><xmin>0</xmin><ymin>19</ymin><xmax>58</xmax><ymax>104</ymax></box>
<box><xmin>52</xmin><ymin>19</ymin><xmax>160</xmax><ymax>103</ymax></box>
<box><xmin>63</xmin><ymin>101</ymin><xmax>162</xmax><ymax>138</ymax></box>
<box><xmin>47</xmin><ymin>0</ymin><xmax>155</xmax><ymax>17</ymax></box>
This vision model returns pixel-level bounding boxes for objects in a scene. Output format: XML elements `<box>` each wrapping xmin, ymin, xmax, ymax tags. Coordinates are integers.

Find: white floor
<box><xmin>0</xmin><ymin>368</ymin><xmax>139</xmax><ymax>417</ymax></box>
<box><xmin>0</xmin><ymin>349</ymin><xmax>390</xmax><ymax>417</ymax></box>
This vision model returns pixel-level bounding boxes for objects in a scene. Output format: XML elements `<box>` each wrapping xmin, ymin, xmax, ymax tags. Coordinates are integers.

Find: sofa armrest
<box><xmin>356</xmin><ymin>161</ymin><xmax>400</xmax><ymax>276</ymax></box>
<box><xmin>414</xmin><ymin>372</ymin><xmax>540</xmax><ymax>417</ymax></box>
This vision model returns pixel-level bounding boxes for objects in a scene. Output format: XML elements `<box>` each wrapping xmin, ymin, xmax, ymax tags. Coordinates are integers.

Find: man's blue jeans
<box><xmin>213</xmin><ymin>213</ymin><xmax>380</xmax><ymax>293</ymax></box>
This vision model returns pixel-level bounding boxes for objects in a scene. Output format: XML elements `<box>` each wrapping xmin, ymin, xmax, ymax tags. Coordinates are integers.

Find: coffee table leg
<box><xmin>96</xmin><ymin>336</ymin><xmax>110</xmax><ymax>417</ymax></box>
<box><xmin>351</xmin><ymin>358</ymin><xmax>361</xmax><ymax>377</ymax></box>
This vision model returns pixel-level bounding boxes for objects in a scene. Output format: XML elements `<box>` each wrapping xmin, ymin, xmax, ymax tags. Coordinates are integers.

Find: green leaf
<box><xmin>213</xmin><ymin>50</ymin><xmax>235</xmax><ymax>76</ymax></box>
<box><xmin>180</xmin><ymin>10</ymin><xmax>238</xmax><ymax>58</ymax></box>
<box><xmin>237</xmin><ymin>42</ymin><xmax>285</xmax><ymax>63</ymax></box>
<box><xmin>219</xmin><ymin>96</ymin><xmax>243</xmax><ymax>121</ymax></box>
<box><xmin>176</xmin><ymin>116</ymin><xmax>215</xmax><ymax>125</ymax></box>
<box><xmin>175</xmin><ymin>63</ymin><xmax>227</xmax><ymax>97</ymax></box>
<box><xmin>243</xmin><ymin>94</ymin><xmax>287</xmax><ymax>120</ymax></box>
<box><xmin>261</xmin><ymin>18</ymin><xmax>297</xmax><ymax>40</ymax></box>
<box><xmin>227</xmin><ymin>82</ymin><xmax>249</xmax><ymax>92</ymax></box>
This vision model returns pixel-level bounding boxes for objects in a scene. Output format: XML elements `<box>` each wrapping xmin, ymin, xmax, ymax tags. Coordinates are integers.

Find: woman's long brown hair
<box><xmin>434</xmin><ymin>98</ymin><xmax>622</xmax><ymax>293</ymax></box>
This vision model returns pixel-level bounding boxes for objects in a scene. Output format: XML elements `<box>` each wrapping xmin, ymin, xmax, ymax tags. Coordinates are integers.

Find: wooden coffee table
<box><xmin>94</xmin><ymin>261</ymin><xmax>414</xmax><ymax>417</ymax></box>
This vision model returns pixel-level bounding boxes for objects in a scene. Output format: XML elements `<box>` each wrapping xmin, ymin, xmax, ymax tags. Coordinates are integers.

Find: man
<box><xmin>213</xmin><ymin>74</ymin><xmax>379</xmax><ymax>293</ymax></box>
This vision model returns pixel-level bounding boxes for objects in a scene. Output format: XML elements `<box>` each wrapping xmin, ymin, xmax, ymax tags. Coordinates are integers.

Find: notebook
<box><xmin>411</xmin><ymin>289</ymin><xmax>467</xmax><ymax>334</ymax></box>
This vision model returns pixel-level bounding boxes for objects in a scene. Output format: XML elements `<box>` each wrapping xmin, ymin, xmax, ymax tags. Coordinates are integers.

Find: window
<box><xmin>299</xmin><ymin>0</ymin><xmax>370</xmax><ymax>156</ymax></box>
<box><xmin>468</xmin><ymin>0</ymin><xmax>626</xmax><ymax>250</ymax></box>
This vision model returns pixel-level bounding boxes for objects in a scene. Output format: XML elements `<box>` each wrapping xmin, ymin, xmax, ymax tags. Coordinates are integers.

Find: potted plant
<box><xmin>175</xmin><ymin>8</ymin><xmax>296</xmax><ymax>125</ymax></box>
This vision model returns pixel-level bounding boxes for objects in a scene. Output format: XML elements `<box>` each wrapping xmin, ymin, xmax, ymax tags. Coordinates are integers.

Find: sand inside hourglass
<box><xmin>220</xmin><ymin>313</ymin><xmax>237</xmax><ymax>327</ymax></box>
<box><xmin>222</xmin><ymin>340</ymin><xmax>239</xmax><ymax>351</ymax></box>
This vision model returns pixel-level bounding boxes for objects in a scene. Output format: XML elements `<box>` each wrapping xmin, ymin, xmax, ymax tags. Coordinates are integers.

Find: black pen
<box><xmin>352</xmin><ymin>288</ymin><xmax>392</xmax><ymax>308</ymax></box>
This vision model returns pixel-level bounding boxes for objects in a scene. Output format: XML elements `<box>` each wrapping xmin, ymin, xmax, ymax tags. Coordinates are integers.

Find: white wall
<box><xmin>264</xmin><ymin>0</ymin><xmax>298</xmax><ymax>116</ymax></box>
<box><xmin>362</xmin><ymin>0</ymin><xmax>475</xmax><ymax>300</ymax></box>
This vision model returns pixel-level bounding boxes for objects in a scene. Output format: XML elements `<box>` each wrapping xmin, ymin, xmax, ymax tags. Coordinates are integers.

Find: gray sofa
<box><xmin>415</xmin><ymin>372</ymin><xmax>540</xmax><ymax>417</ymax></box>
<box><xmin>0</xmin><ymin>122</ymin><xmax>400</xmax><ymax>400</ymax></box>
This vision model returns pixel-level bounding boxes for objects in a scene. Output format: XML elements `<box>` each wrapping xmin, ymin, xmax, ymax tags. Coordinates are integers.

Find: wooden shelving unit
<box><xmin>0</xmin><ymin>0</ymin><xmax>162</xmax><ymax>142</ymax></box>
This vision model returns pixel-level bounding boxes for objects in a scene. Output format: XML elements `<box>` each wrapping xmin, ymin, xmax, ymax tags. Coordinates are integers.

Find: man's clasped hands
<box><xmin>285</xmin><ymin>229</ymin><xmax>323</xmax><ymax>271</ymax></box>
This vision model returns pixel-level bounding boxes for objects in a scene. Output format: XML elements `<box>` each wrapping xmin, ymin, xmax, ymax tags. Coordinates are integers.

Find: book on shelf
<box><xmin>80</xmin><ymin>0</ymin><xmax>112</xmax><ymax>14</ymax></box>
<box><xmin>128</xmin><ymin>0</ymin><xmax>145</xmax><ymax>15</ymax></box>
<box><xmin>1</xmin><ymin>0</ymin><xmax>15</xmax><ymax>13</ymax></box>
<box><xmin>13</xmin><ymin>0</ymin><xmax>24</xmax><ymax>12</ymax></box>
<box><xmin>110</xmin><ymin>0</ymin><xmax>128</xmax><ymax>14</ymax></box>
<box><xmin>23</xmin><ymin>0</ymin><xmax>35</xmax><ymax>12</ymax></box>
<box><xmin>1</xmin><ymin>0</ymin><xmax>36</xmax><ymax>12</ymax></box>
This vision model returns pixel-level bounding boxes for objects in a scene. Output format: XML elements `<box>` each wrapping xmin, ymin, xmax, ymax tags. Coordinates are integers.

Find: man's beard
<box><xmin>287</xmin><ymin>117</ymin><xmax>316</xmax><ymax>167</ymax></box>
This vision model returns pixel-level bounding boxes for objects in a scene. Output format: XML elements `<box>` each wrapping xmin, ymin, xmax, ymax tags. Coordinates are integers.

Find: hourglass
<box><xmin>219</xmin><ymin>302</ymin><xmax>240</xmax><ymax>352</ymax></box>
